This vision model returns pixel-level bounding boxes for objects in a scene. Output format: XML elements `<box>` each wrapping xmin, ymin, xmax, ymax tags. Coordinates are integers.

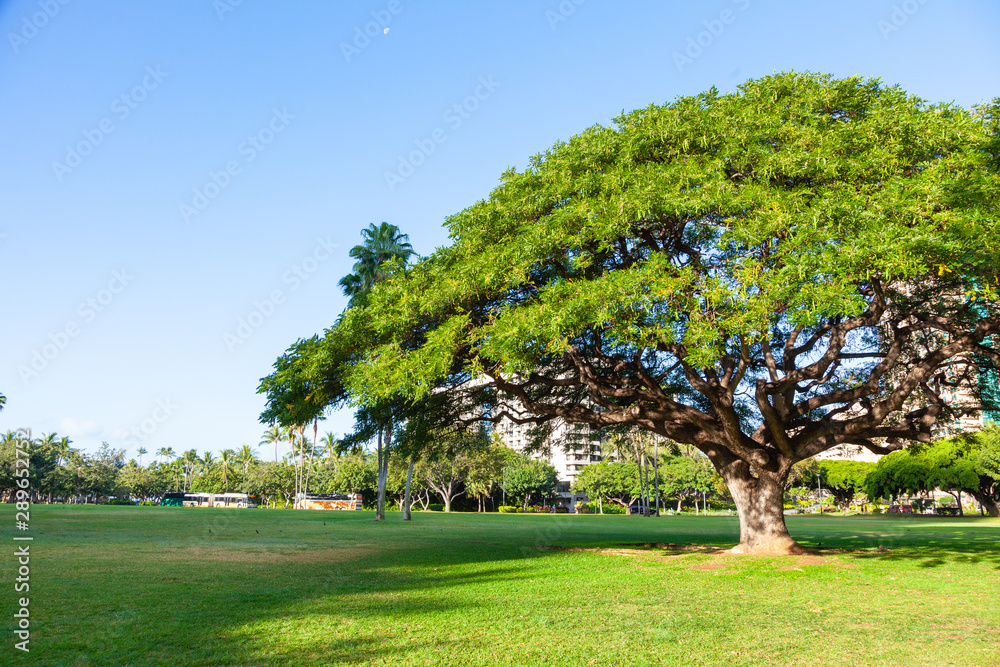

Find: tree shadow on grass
<box><xmin>39</xmin><ymin>541</ymin><xmax>542</xmax><ymax>666</ymax></box>
<box><xmin>838</xmin><ymin>546</ymin><xmax>1000</xmax><ymax>569</ymax></box>
<box><xmin>776</xmin><ymin>515</ymin><xmax>1000</xmax><ymax>568</ymax></box>
<box><xmin>23</xmin><ymin>509</ymin><xmax>1000</xmax><ymax>666</ymax></box>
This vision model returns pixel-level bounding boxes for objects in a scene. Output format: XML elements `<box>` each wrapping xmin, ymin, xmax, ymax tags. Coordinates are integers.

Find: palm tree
<box><xmin>157</xmin><ymin>447</ymin><xmax>176</xmax><ymax>465</ymax></box>
<box><xmin>237</xmin><ymin>444</ymin><xmax>258</xmax><ymax>471</ymax></box>
<box><xmin>181</xmin><ymin>449</ymin><xmax>199</xmax><ymax>491</ymax></box>
<box><xmin>260</xmin><ymin>426</ymin><xmax>283</xmax><ymax>464</ymax></box>
<box><xmin>237</xmin><ymin>445</ymin><xmax>258</xmax><ymax>491</ymax></box>
<box><xmin>284</xmin><ymin>426</ymin><xmax>299</xmax><ymax>496</ymax></box>
<box><xmin>137</xmin><ymin>447</ymin><xmax>148</xmax><ymax>466</ymax></box>
<box><xmin>337</xmin><ymin>223</ymin><xmax>416</xmax><ymax>520</ymax></box>
<box><xmin>219</xmin><ymin>449</ymin><xmax>236</xmax><ymax>492</ymax></box>
<box><xmin>320</xmin><ymin>432</ymin><xmax>339</xmax><ymax>461</ymax></box>
<box><xmin>338</xmin><ymin>222</ymin><xmax>416</xmax><ymax>307</ymax></box>
<box><xmin>55</xmin><ymin>436</ymin><xmax>73</xmax><ymax>467</ymax></box>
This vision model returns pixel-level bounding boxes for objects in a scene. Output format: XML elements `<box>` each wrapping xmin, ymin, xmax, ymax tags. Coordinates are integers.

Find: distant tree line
<box><xmin>0</xmin><ymin>429</ymin><xmax>560</xmax><ymax>511</ymax></box>
<box><xmin>864</xmin><ymin>427</ymin><xmax>1000</xmax><ymax>516</ymax></box>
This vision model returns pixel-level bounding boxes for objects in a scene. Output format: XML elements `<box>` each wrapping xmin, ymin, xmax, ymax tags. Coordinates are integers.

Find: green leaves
<box><xmin>336</xmin><ymin>72</ymin><xmax>997</xmax><ymax>406</ymax></box>
<box><xmin>865</xmin><ymin>428</ymin><xmax>1000</xmax><ymax>503</ymax></box>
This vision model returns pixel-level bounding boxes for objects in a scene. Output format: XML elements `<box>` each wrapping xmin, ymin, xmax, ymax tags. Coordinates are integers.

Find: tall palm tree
<box><xmin>237</xmin><ymin>445</ymin><xmax>258</xmax><ymax>491</ymax></box>
<box><xmin>337</xmin><ymin>223</ymin><xmax>415</xmax><ymax>519</ymax></box>
<box><xmin>260</xmin><ymin>426</ymin><xmax>283</xmax><ymax>464</ymax></box>
<box><xmin>237</xmin><ymin>444</ymin><xmax>258</xmax><ymax>472</ymax></box>
<box><xmin>219</xmin><ymin>449</ymin><xmax>236</xmax><ymax>492</ymax></box>
<box><xmin>137</xmin><ymin>447</ymin><xmax>148</xmax><ymax>466</ymax></box>
<box><xmin>55</xmin><ymin>436</ymin><xmax>73</xmax><ymax>467</ymax></box>
<box><xmin>200</xmin><ymin>451</ymin><xmax>215</xmax><ymax>475</ymax></box>
<box><xmin>320</xmin><ymin>432</ymin><xmax>339</xmax><ymax>462</ymax></box>
<box><xmin>181</xmin><ymin>449</ymin><xmax>199</xmax><ymax>491</ymax></box>
<box><xmin>338</xmin><ymin>222</ymin><xmax>416</xmax><ymax>307</ymax></box>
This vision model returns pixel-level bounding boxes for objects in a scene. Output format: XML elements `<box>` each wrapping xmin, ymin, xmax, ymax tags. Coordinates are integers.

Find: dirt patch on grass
<box><xmin>620</xmin><ymin>543</ymin><xmax>730</xmax><ymax>555</ymax></box>
<box><xmin>777</xmin><ymin>555</ymin><xmax>831</xmax><ymax>570</ymax></box>
<box><xmin>796</xmin><ymin>555</ymin><xmax>828</xmax><ymax>566</ymax></box>
<box><xmin>600</xmin><ymin>548</ymin><xmax>655</xmax><ymax>557</ymax></box>
<box><xmin>543</xmin><ymin>544</ymin><xmax>730</xmax><ymax>558</ymax></box>
<box><xmin>775</xmin><ymin>554</ymin><xmax>865</xmax><ymax>572</ymax></box>
<box><xmin>540</xmin><ymin>546</ymin><xmax>649</xmax><ymax>557</ymax></box>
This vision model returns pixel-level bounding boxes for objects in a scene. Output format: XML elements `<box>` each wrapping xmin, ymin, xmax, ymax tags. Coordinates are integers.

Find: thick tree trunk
<box><xmin>972</xmin><ymin>491</ymin><xmax>999</xmax><ymax>517</ymax></box>
<box><xmin>985</xmin><ymin>499</ymin><xmax>998</xmax><ymax>517</ymax></box>
<box><xmin>402</xmin><ymin>455</ymin><xmax>414</xmax><ymax>521</ymax></box>
<box><xmin>721</xmin><ymin>461</ymin><xmax>810</xmax><ymax>556</ymax></box>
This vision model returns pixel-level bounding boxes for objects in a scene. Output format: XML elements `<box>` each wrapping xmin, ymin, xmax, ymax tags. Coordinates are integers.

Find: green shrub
<box><xmin>99</xmin><ymin>499</ymin><xmax>136</xmax><ymax>506</ymax></box>
<box><xmin>139</xmin><ymin>501</ymin><xmax>157</xmax><ymax>506</ymax></box>
<box><xmin>582</xmin><ymin>501</ymin><xmax>627</xmax><ymax>514</ymax></box>
<box><xmin>498</xmin><ymin>506</ymin><xmax>519</xmax><ymax>513</ymax></box>
<box><xmin>427</xmin><ymin>504</ymin><xmax>445</xmax><ymax>512</ymax></box>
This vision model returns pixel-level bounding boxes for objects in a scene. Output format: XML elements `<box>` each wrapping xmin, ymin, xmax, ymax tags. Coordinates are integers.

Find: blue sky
<box><xmin>2</xmin><ymin>0</ymin><xmax>999</xmax><ymax>461</ymax></box>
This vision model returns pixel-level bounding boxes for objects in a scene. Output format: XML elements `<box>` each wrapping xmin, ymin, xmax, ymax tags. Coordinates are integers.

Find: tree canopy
<box><xmin>865</xmin><ymin>425</ymin><xmax>1000</xmax><ymax>515</ymax></box>
<box><xmin>264</xmin><ymin>72</ymin><xmax>1000</xmax><ymax>553</ymax></box>
<box><xmin>817</xmin><ymin>460</ymin><xmax>875</xmax><ymax>509</ymax></box>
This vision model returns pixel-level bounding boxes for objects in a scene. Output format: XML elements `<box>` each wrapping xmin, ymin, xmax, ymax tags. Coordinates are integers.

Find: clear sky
<box><xmin>2</xmin><ymin>0</ymin><xmax>999</xmax><ymax>461</ymax></box>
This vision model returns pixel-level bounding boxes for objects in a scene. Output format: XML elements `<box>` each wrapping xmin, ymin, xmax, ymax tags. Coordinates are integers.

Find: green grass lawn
<box><xmin>3</xmin><ymin>506</ymin><xmax>999</xmax><ymax>666</ymax></box>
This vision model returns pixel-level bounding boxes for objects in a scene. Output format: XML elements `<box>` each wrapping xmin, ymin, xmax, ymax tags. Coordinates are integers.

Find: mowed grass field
<box><xmin>2</xmin><ymin>506</ymin><xmax>999</xmax><ymax>667</ymax></box>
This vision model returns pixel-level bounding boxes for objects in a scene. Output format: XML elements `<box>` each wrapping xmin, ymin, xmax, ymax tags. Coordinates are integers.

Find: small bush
<box><xmin>427</xmin><ymin>504</ymin><xmax>445</xmax><ymax>512</ymax></box>
<box><xmin>99</xmin><ymin>499</ymin><xmax>136</xmax><ymax>506</ymax></box>
<box><xmin>498</xmin><ymin>506</ymin><xmax>519</xmax><ymax>514</ymax></box>
<box><xmin>139</xmin><ymin>501</ymin><xmax>157</xmax><ymax>506</ymax></box>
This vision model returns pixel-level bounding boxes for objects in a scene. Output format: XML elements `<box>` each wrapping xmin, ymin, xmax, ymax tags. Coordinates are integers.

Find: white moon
<box><xmin>384</xmin><ymin>27</ymin><xmax>390</xmax><ymax>35</ymax></box>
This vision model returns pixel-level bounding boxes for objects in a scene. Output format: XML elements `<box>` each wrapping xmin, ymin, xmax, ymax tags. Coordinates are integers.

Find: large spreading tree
<box><xmin>283</xmin><ymin>73</ymin><xmax>1000</xmax><ymax>554</ymax></box>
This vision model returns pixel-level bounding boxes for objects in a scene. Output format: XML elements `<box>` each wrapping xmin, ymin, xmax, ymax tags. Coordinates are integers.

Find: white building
<box><xmin>496</xmin><ymin>415</ymin><xmax>605</xmax><ymax>509</ymax></box>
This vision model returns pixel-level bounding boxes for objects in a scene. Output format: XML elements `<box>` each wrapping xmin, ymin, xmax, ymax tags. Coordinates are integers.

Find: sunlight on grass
<box><xmin>4</xmin><ymin>506</ymin><xmax>999</xmax><ymax>666</ymax></box>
